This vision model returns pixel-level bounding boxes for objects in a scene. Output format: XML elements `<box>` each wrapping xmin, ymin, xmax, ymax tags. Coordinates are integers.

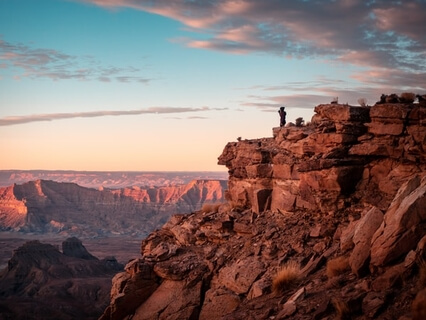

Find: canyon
<box><xmin>0</xmin><ymin>237</ymin><xmax>123</xmax><ymax>320</ymax></box>
<box><xmin>0</xmin><ymin>178</ymin><xmax>227</xmax><ymax>319</ymax></box>
<box><xmin>0</xmin><ymin>99</ymin><xmax>425</xmax><ymax>319</ymax></box>
<box><xmin>0</xmin><ymin>179</ymin><xmax>227</xmax><ymax>238</ymax></box>
<box><xmin>99</xmin><ymin>100</ymin><xmax>425</xmax><ymax>319</ymax></box>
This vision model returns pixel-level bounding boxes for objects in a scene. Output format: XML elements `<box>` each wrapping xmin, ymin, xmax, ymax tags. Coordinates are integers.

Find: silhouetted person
<box><xmin>278</xmin><ymin>106</ymin><xmax>286</xmax><ymax>127</ymax></box>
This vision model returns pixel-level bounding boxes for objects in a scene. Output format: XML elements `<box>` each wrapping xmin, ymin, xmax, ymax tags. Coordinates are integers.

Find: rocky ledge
<box><xmin>100</xmin><ymin>102</ymin><xmax>425</xmax><ymax>320</ymax></box>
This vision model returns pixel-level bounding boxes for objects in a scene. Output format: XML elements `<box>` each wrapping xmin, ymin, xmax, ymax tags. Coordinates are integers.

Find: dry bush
<box><xmin>201</xmin><ymin>203</ymin><xmax>221</xmax><ymax>214</ymax></box>
<box><xmin>357</xmin><ymin>97</ymin><xmax>367</xmax><ymax>106</ymax></box>
<box><xmin>272</xmin><ymin>261</ymin><xmax>301</xmax><ymax>294</ymax></box>
<box><xmin>400</xmin><ymin>92</ymin><xmax>415</xmax><ymax>103</ymax></box>
<box><xmin>332</xmin><ymin>298</ymin><xmax>350</xmax><ymax>320</ymax></box>
<box><xmin>326</xmin><ymin>256</ymin><xmax>350</xmax><ymax>279</ymax></box>
<box><xmin>229</xmin><ymin>201</ymin><xmax>246</xmax><ymax>212</ymax></box>
<box><xmin>295</xmin><ymin>117</ymin><xmax>304</xmax><ymax>127</ymax></box>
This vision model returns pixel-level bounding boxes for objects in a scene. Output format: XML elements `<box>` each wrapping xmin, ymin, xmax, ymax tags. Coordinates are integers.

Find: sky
<box><xmin>0</xmin><ymin>0</ymin><xmax>425</xmax><ymax>171</ymax></box>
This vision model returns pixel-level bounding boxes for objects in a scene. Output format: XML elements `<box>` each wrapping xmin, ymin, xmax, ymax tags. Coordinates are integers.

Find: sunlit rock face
<box><xmin>219</xmin><ymin>103</ymin><xmax>425</xmax><ymax>214</ymax></box>
<box><xmin>0</xmin><ymin>179</ymin><xmax>227</xmax><ymax>237</ymax></box>
<box><xmin>99</xmin><ymin>101</ymin><xmax>425</xmax><ymax>320</ymax></box>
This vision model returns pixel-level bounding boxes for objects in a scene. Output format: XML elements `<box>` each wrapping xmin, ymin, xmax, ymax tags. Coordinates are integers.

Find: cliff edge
<box><xmin>100</xmin><ymin>101</ymin><xmax>425</xmax><ymax>320</ymax></box>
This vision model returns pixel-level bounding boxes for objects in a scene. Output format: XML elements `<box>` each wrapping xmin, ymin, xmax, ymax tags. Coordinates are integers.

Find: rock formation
<box><xmin>0</xmin><ymin>179</ymin><xmax>226</xmax><ymax>237</ymax></box>
<box><xmin>100</xmin><ymin>101</ymin><xmax>426</xmax><ymax>319</ymax></box>
<box><xmin>0</xmin><ymin>238</ymin><xmax>123</xmax><ymax>320</ymax></box>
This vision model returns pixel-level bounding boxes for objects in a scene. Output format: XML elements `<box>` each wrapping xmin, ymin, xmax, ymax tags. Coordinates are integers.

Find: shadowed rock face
<box><xmin>0</xmin><ymin>179</ymin><xmax>227</xmax><ymax>237</ymax></box>
<box><xmin>0</xmin><ymin>238</ymin><xmax>123</xmax><ymax>320</ymax></box>
<box><xmin>62</xmin><ymin>236</ymin><xmax>98</xmax><ymax>260</ymax></box>
<box><xmin>100</xmin><ymin>102</ymin><xmax>426</xmax><ymax>320</ymax></box>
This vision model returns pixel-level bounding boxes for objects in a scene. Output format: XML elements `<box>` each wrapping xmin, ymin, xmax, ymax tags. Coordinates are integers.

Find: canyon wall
<box><xmin>99</xmin><ymin>102</ymin><xmax>426</xmax><ymax>320</ymax></box>
<box><xmin>218</xmin><ymin>103</ymin><xmax>425</xmax><ymax>214</ymax></box>
<box><xmin>0</xmin><ymin>179</ymin><xmax>226</xmax><ymax>237</ymax></box>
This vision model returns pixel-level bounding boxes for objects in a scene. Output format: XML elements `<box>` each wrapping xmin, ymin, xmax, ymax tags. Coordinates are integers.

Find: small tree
<box><xmin>295</xmin><ymin>117</ymin><xmax>304</xmax><ymax>127</ymax></box>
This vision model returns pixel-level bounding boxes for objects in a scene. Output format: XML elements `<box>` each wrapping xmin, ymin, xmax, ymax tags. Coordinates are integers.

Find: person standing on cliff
<box><xmin>278</xmin><ymin>106</ymin><xmax>286</xmax><ymax>127</ymax></box>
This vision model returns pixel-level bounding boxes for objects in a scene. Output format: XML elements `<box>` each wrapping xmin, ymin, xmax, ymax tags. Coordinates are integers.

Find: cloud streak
<box><xmin>0</xmin><ymin>106</ymin><xmax>224</xmax><ymax>126</ymax></box>
<box><xmin>0</xmin><ymin>39</ymin><xmax>151</xmax><ymax>83</ymax></box>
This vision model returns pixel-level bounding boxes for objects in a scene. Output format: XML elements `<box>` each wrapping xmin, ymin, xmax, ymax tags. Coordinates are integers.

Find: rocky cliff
<box><xmin>0</xmin><ymin>237</ymin><xmax>123</xmax><ymax>320</ymax></box>
<box><xmin>100</xmin><ymin>101</ymin><xmax>426</xmax><ymax>320</ymax></box>
<box><xmin>0</xmin><ymin>179</ymin><xmax>226</xmax><ymax>237</ymax></box>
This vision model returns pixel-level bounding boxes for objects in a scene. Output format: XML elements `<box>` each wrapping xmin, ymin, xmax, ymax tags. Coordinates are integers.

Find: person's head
<box><xmin>280</xmin><ymin>106</ymin><xmax>285</xmax><ymax>110</ymax></box>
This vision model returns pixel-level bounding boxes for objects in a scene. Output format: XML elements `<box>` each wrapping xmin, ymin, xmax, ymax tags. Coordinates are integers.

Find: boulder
<box><xmin>199</xmin><ymin>289</ymin><xmax>240</xmax><ymax>320</ymax></box>
<box><xmin>349</xmin><ymin>207</ymin><xmax>383</xmax><ymax>276</ymax></box>
<box><xmin>370</xmin><ymin>175</ymin><xmax>426</xmax><ymax>267</ymax></box>
<box><xmin>132</xmin><ymin>279</ymin><xmax>202</xmax><ymax>320</ymax></box>
<box><xmin>215</xmin><ymin>257</ymin><xmax>265</xmax><ymax>295</ymax></box>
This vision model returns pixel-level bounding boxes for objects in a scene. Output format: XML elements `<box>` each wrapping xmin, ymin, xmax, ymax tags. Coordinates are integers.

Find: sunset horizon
<box><xmin>1</xmin><ymin>0</ymin><xmax>424</xmax><ymax>171</ymax></box>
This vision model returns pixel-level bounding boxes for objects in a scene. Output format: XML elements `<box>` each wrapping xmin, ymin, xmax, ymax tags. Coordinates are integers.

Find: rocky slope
<box><xmin>0</xmin><ymin>237</ymin><xmax>123</xmax><ymax>320</ymax></box>
<box><xmin>0</xmin><ymin>179</ymin><xmax>226</xmax><ymax>237</ymax></box>
<box><xmin>100</xmin><ymin>101</ymin><xmax>425</xmax><ymax>319</ymax></box>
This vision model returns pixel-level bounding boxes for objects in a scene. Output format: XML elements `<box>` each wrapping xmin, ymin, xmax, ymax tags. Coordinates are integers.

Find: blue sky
<box><xmin>1</xmin><ymin>0</ymin><xmax>425</xmax><ymax>171</ymax></box>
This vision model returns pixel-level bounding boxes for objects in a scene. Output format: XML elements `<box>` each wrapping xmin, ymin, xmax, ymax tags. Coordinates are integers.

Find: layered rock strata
<box><xmin>100</xmin><ymin>102</ymin><xmax>426</xmax><ymax>320</ymax></box>
<box><xmin>0</xmin><ymin>179</ymin><xmax>226</xmax><ymax>237</ymax></box>
<box><xmin>218</xmin><ymin>103</ymin><xmax>425</xmax><ymax>213</ymax></box>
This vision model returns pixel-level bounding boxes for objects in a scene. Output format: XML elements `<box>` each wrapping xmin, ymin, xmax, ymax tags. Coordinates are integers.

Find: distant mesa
<box><xmin>62</xmin><ymin>236</ymin><xmax>98</xmax><ymax>260</ymax></box>
<box><xmin>0</xmin><ymin>179</ymin><xmax>227</xmax><ymax>237</ymax></box>
<box><xmin>0</xmin><ymin>237</ymin><xmax>123</xmax><ymax>320</ymax></box>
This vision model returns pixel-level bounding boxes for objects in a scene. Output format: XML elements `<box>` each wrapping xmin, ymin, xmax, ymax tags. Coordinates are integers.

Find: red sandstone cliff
<box><xmin>0</xmin><ymin>179</ymin><xmax>226</xmax><ymax>237</ymax></box>
<box><xmin>99</xmin><ymin>101</ymin><xmax>426</xmax><ymax>320</ymax></box>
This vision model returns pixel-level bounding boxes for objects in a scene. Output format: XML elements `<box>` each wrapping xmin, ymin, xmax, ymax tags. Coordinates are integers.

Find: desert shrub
<box><xmin>326</xmin><ymin>256</ymin><xmax>350</xmax><ymax>279</ymax></box>
<box><xmin>400</xmin><ymin>92</ymin><xmax>415</xmax><ymax>103</ymax></box>
<box><xmin>332</xmin><ymin>298</ymin><xmax>350</xmax><ymax>320</ymax></box>
<box><xmin>272</xmin><ymin>261</ymin><xmax>301</xmax><ymax>294</ymax></box>
<box><xmin>357</xmin><ymin>97</ymin><xmax>367</xmax><ymax>106</ymax></box>
<box><xmin>295</xmin><ymin>117</ymin><xmax>304</xmax><ymax>127</ymax></box>
<box><xmin>229</xmin><ymin>200</ymin><xmax>247</xmax><ymax>212</ymax></box>
<box><xmin>201</xmin><ymin>203</ymin><xmax>221</xmax><ymax>214</ymax></box>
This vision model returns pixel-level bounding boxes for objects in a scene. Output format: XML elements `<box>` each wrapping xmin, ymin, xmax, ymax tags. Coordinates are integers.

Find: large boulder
<box><xmin>370</xmin><ymin>175</ymin><xmax>426</xmax><ymax>267</ymax></box>
<box><xmin>349</xmin><ymin>207</ymin><xmax>383</xmax><ymax>276</ymax></box>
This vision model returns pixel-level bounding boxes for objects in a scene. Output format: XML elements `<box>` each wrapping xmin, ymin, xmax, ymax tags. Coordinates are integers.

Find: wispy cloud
<box><xmin>0</xmin><ymin>106</ymin><xmax>225</xmax><ymax>126</ymax></box>
<box><xmin>237</xmin><ymin>74</ymin><xmax>423</xmax><ymax>111</ymax></box>
<box><xmin>82</xmin><ymin>0</ymin><xmax>426</xmax><ymax>78</ymax></box>
<box><xmin>0</xmin><ymin>39</ymin><xmax>151</xmax><ymax>83</ymax></box>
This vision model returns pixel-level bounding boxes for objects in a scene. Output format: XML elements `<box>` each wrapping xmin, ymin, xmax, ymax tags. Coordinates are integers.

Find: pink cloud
<box><xmin>373</xmin><ymin>2</ymin><xmax>425</xmax><ymax>40</ymax></box>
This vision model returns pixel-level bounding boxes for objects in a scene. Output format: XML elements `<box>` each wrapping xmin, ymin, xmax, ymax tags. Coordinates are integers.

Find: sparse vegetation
<box><xmin>332</xmin><ymin>297</ymin><xmax>350</xmax><ymax>320</ymax></box>
<box><xmin>295</xmin><ymin>117</ymin><xmax>304</xmax><ymax>127</ymax></box>
<box><xmin>272</xmin><ymin>261</ymin><xmax>301</xmax><ymax>294</ymax></box>
<box><xmin>357</xmin><ymin>97</ymin><xmax>367</xmax><ymax>106</ymax></box>
<box><xmin>229</xmin><ymin>200</ymin><xmax>247</xmax><ymax>212</ymax></box>
<box><xmin>201</xmin><ymin>203</ymin><xmax>221</xmax><ymax>214</ymax></box>
<box><xmin>326</xmin><ymin>256</ymin><xmax>350</xmax><ymax>279</ymax></box>
<box><xmin>400</xmin><ymin>92</ymin><xmax>415</xmax><ymax>103</ymax></box>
